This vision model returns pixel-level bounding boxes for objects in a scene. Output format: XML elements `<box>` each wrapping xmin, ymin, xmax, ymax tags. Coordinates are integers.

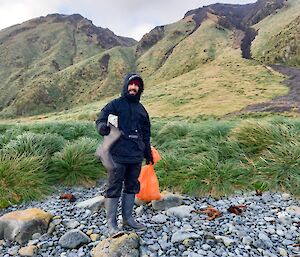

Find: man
<box><xmin>96</xmin><ymin>72</ymin><xmax>153</xmax><ymax>237</ymax></box>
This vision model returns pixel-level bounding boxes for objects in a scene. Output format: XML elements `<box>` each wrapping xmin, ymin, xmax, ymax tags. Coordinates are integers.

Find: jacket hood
<box><xmin>121</xmin><ymin>72</ymin><xmax>144</xmax><ymax>102</ymax></box>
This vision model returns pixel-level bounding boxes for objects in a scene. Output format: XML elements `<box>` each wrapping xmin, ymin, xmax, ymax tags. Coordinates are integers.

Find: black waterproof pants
<box><xmin>105</xmin><ymin>162</ymin><xmax>142</xmax><ymax>198</ymax></box>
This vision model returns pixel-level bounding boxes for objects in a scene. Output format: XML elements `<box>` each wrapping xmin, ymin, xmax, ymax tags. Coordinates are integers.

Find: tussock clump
<box><xmin>49</xmin><ymin>137</ymin><xmax>105</xmax><ymax>186</ymax></box>
<box><xmin>2</xmin><ymin>132</ymin><xmax>65</xmax><ymax>156</ymax></box>
<box><xmin>230</xmin><ymin>120</ymin><xmax>295</xmax><ymax>154</ymax></box>
<box><xmin>24</xmin><ymin>121</ymin><xmax>98</xmax><ymax>140</ymax></box>
<box><xmin>0</xmin><ymin>127</ymin><xmax>26</xmax><ymax>148</ymax></box>
<box><xmin>255</xmin><ymin>141</ymin><xmax>300</xmax><ymax>195</ymax></box>
<box><xmin>0</xmin><ymin>153</ymin><xmax>51</xmax><ymax>208</ymax></box>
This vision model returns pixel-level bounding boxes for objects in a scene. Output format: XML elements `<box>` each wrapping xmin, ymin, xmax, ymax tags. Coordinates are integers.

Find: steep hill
<box><xmin>0</xmin><ymin>14</ymin><xmax>136</xmax><ymax>116</ymax></box>
<box><xmin>0</xmin><ymin>0</ymin><xmax>299</xmax><ymax>118</ymax></box>
<box><xmin>252</xmin><ymin>0</ymin><xmax>300</xmax><ymax>66</ymax></box>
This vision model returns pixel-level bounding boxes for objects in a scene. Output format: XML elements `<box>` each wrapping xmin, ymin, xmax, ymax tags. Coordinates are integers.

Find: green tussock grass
<box><xmin>0</xmin><ymin>121</ymin><xmax>105</xmax><ymax>208</ymax></box>
<box><xmin>230</xmin><ymin>120</ymin><xmax>297</xmax><ymax>154</ymax></box>
<box><xmin>49</xmin><ymin>137</ymin><xmax>105</xmax><ymax>186</ymax></box>
<box><xmin>153</xmin><ymin>116</ymin><xmax>300</xmax><ymax>198</ymax></box>
<box><xmin>255</xmin><ymin>141</ymin><xmax>300</xmax><ymax>195</ymax></box>
<box><xmin>1</xmin><ymin>115</ymin><xmax>300</xmax><ymax>208</ymax></box>
<box><xmin>0</xmin><ymin>153</ymin><xmax>52</xmax><ymax>208</ymax></box>
<box><xmin>2</xmin><ymin>132</ymin><xmax>65</xmax><ymax>156</ymax></box>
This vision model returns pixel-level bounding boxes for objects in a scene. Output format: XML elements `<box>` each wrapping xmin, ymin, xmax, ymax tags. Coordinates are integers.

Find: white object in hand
<box><xmin>107</xmin><ymin>114</ymin><xmax>118</xmax><ymax>128</ymax></box>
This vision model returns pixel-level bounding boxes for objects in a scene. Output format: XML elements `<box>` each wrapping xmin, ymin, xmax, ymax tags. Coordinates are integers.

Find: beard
<box><xmin>128</xmin><ymin>89</ymin><xmax>137</xmax><ymax>95</ymax></box>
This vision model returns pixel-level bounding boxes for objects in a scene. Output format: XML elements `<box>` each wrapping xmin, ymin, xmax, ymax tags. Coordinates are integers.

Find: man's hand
<box><xmin>99</xmin><ymin>124</ymin><xmax>111</xmax><ymax>136</ymax></box>
<box><xmin>146</xmin><ymin>155</ymin><xmax>154</xmax><ymax>165</ymax></box>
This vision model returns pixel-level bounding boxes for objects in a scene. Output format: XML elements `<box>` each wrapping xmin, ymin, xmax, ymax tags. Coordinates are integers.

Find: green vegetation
<box><xmin>0</xmin><ymin>14</ymin><xmax>136</xmax><ymax>117</ymax></box>
<box><xmin>151</xmin><ymin>19</ymin><xmax>229</xmax><ymax>81</ymax></box>
<box><xmin>152</xmin><ymin>116</ymin><xmax>300</xmax><ymax>197</ymax></box>
<box><xmin>1</xmin><ymin>1</ymin><xmax>300</xmax><ymax>209</ymax></box>
<box><xmin>0</xmin><ymin>154</ymin><xmax>51</xmax><ymax>208</ymax></box>
<box><xmin>2</xmin><ymin>116</ymin><xmax>300</xmax><ymax>208</ymax></box>
<box><xmin>252</xmin><ymin>0</ymin><xmax>300</xmax><ymax>66</ymax></box>
<box><xmin>0</xmin><ymin>121</ymin><xmax>105</xmax><ymax>208</ymax></box>
<box><xmin>50</xmin><ymin>137</ymin><xmax>105</xmax><ymax>186</ymax></box>
<box><xmin>2</xmin><ymin>132</ymin><xmax>65</xmax><ymax>156</ymax></box>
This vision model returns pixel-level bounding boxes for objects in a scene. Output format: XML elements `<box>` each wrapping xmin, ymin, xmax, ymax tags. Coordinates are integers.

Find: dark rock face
<box><xmin>99</xmin><ymin>54</ymin><xmax>110</xmax><ymax>76</ymax></box>
<box><xmin>75</xmin><ymin>18</ymin><xmax>136</xmax><ymax>49</ymax></box>
<box><xmin>136</xmin><ymin>26</ymin><xmax>165</xmax><ymax>57</ymax></box>
<box><xmin>241</xmin><ymin>28</ymin><xmax>257</xmax><ymax>59</ymax></box>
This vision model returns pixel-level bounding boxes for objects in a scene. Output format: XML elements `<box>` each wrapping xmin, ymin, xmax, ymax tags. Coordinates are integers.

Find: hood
<box><xmin>121</xmin><ymin>72</ymin><xmax>144</xmax><ymax>102</ymax></box>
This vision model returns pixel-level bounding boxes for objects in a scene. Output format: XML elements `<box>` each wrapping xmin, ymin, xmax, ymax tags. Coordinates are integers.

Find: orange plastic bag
<box><xmin>151</xmin><ymin>146</ymin><xmax>161</xmax><ymax>164</ymax></box>
<box><xmin>136</xmin><ymin>147</ymin><xmax>161</xmax><ymax>201</ymax></box>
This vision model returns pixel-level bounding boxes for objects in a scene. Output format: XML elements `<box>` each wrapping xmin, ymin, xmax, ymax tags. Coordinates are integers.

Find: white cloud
<box><xmin>0</xmin><ymin>0</ymin><xmax>68</xmax><ymax>29</ymax></box>
<box><xmin>130</xmin><ymin>23</ymin><xmax>154</xmax><ymax>41</ymax></box>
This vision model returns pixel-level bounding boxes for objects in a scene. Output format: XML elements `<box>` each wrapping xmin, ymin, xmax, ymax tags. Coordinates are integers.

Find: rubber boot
<box><xmin>105</xmin><ymin>197</ymin><xmax>124</xmax><ymax>237</ymax></box>
<box><xmin>122</xmin><ymin>193</ymin><xmax>145</xmax><ymax>230</ymax></box>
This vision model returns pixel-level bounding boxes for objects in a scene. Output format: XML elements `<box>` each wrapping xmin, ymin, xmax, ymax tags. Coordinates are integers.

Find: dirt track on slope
<box><xmin>230</xmin><ymin>65</ymin><xmax>300</xmax><ymax>115</ymax></box>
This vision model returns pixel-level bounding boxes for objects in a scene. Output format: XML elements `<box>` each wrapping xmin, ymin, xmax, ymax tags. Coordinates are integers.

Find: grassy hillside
<box><xmin>143</xmin><ymin>57</ymin><xmax>287</xmax><ymax>117</ymax></box>
<box><xmin>150</xmin><ymin>17</ymin><xmax>228</xmax><ymax>82</ymax></box>
<box><xmin>0</xmin><ymin>46</ymin><xmax>136</xmax><ymax>117</ymax></box>
<box><xmin>252</xmin><ymin>0</ymin><xmax>300</xmax><ymax>66</ymax></box>
<box><xmin>136</xmin><ymin>15</ymin><xmax>195</xmax><ymax>78</ymax></box>
<box><xmin>0</xmin><ymin>14</ymin><xmax>136</xmax><ymax>117</ymax></box>
<box><xmin>139</xmin><ymin>18</ymin><xmax>287</xmax><ymax>117</ymax></box>
<box><xmin>0</xmin><ymin>0</ymin><xmax>298</xmax><ymax>118</ymax></box>
<box><xmin>1</xmin><ymin>52</ymin><xmax>286</xmax><ymax>120</ymax></box>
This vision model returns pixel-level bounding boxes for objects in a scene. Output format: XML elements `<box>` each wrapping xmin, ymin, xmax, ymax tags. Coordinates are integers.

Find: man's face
<box><xmin>128</xmin><ymin>82</ymin><xmax>139</xmax><ymax>95</ymax></box>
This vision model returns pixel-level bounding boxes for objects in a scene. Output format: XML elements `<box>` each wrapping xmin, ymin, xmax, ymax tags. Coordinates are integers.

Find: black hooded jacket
<box><xmin>96</xmin><ymin>73</ymin><xmax>151</xmax><ymax>164</ymax></box>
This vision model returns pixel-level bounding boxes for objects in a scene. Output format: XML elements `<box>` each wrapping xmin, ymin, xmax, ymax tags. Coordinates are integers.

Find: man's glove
<box><xmin>99</xmin><ymin>124</ymin><xmax>111</xmax><ymax>136</ymax></box>
<box><xmin>146</xmin><ymin>155</ymin><xmax>154</xmax><ymax>165</ymax></box>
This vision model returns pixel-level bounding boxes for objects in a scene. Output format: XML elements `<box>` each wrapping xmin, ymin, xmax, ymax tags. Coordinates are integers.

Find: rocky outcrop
<box><xmin>91</xmin><ymin>232</ymin><xmax>140</xmax><ymax>257</ymax></box>
<box><xmin>136</xmin><ymin>26</ymin><xmax>165</xmax><ymax>57</ymax></box>
<box><xmin>27</xmin><ymin>13</ymin><xmax>137</xmax><ymax>49</ymax></box>
<box><xmin>0</xmin><ymin>208</ymin><xmax>52</xmax><ymax>244</ymax></box>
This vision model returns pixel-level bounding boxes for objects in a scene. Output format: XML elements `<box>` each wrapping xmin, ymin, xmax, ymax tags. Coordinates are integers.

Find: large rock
<box><xmin>91</xmin><ymin>233</ymin><xmax>140</xmax><ymax>257</ymax></box>
<box><xmin>59</xmin><ymin>229</ymin><xmax>91</xmax><ymax>249</ymax></box>
<box><xmin>152</xmin><ymin>192</ymin><xmax>184</xmax><ymax>211</ymax></box>
<box><xmin>0</xmin><ymin>208</ymin><xmax>53</xmax><ymax>244</ymax></box>
<box><xmin>18</xmin><ymin>245</ymin><xmax>38</xmax><ymax>256</ymax></box>
<box><xmin>166</xmin><ymin>205</ymin><xmax>195</xmax><ymax>219</ymax></box>
<box><xmin>171</xmin><ymin>229</ymin><xmax>200</xmax><ymax>243</ymax></box>
<box><xmin>76</xmin><ymin>196</ymin><xmax>105</xmax><ymax>212</ymax></box>
<box><xmin>286</xmin><ymin>206</ymin><xmax>300</xmax><ymax>215</ymax></box>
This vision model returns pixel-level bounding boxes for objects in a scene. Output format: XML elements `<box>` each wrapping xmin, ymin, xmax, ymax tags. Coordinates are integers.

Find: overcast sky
<box><xmin>0</xmin><ymin>0</ymin><xmax>257</xmax><ymax>40</ymax></box>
